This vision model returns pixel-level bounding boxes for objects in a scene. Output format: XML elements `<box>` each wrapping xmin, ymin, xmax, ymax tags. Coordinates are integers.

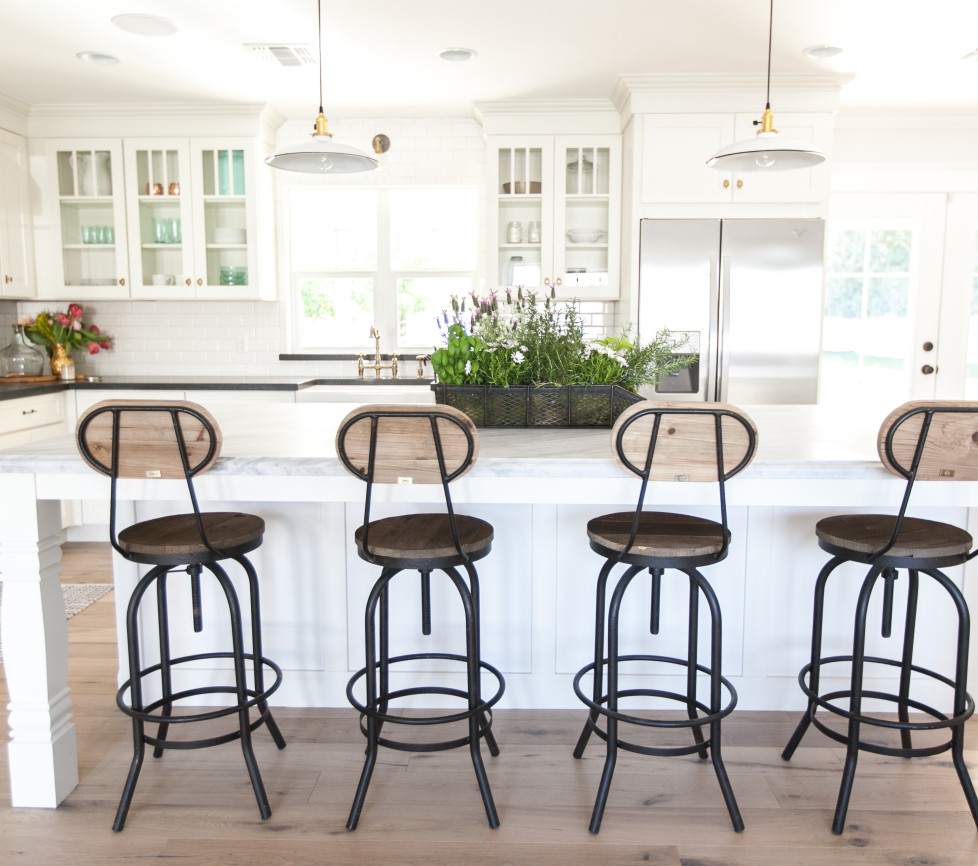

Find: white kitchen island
<box><xmin>2</xmin><ymin>402</ymin><xmax>977</xmax><ymax>809</ymax></box>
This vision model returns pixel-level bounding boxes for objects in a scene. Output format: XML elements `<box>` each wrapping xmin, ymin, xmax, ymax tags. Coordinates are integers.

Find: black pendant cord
<box><xmin>764</xmin><ymin>0</ymin><xmax>773</xmax><ymax>111</ymax></box>
<box><xmin>317</xmin><ymin>0</ymin><xmax>324</xmax><ymax>116</ymax></box>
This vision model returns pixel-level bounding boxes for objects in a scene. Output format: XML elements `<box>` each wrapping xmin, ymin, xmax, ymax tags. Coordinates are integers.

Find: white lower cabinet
<box><xmin>0</xmin><ymin>391</ymin><xmax>67</xmax><ymax>449</ymax></box>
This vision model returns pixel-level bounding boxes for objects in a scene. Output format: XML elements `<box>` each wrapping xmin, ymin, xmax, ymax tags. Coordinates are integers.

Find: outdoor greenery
<box><xmin>430</xmin><ymin>289</ymin><xmax>696</xmax><ymax>390</ymax></box>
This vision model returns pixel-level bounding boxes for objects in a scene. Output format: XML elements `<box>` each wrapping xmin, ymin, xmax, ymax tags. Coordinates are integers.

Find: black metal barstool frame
<box><xmin>782</xmin><ymin>403</ymin><xmax>978</xmax><ymax>835</ymax></box>
<box><xmin>573</xmin><ymin>405</ymin><xmax>756</xmax><ymax>834</ymax></box>
<box><xmin>77</xmin><ymin>403</ymin><xmax>286</xmax><ymax>831</ymax></box>
<box><xmin>337</xmin><ymin>407</ymin><xmax>505</xmax><ymax>831</ymax></box>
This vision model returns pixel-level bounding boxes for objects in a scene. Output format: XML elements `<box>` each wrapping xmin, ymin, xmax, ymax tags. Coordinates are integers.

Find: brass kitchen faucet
<box><xmin>357</xmin><ymin>326</ymin><xmax>398</xmax><ymax>379</ymax></box>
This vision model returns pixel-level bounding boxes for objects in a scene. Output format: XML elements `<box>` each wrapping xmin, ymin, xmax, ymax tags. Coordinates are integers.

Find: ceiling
<box><xmin>2</xmin><ymin>0</ymin><xmax>977</xmax><ymax>120</ymax></box>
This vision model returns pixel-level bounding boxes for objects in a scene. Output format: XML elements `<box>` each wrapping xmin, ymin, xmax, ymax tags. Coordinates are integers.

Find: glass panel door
<box><xmin>820</xmin><ymin>194</ymin><xmax>946</xmax><ymax>409</ymax></box>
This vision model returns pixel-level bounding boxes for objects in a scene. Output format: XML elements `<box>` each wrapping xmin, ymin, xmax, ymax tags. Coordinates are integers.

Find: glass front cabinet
<box><xmin>488</xmin><ymin>135</ymin><xmax>621</xmax><ymax>301</ymax></box>
<box><xmin>43</xmin><ymin>137</ymin><xmax>267</xmax><ymax>300</ymax></box>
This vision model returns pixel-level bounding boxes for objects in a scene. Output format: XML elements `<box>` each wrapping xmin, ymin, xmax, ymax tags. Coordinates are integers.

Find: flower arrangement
<box><xmin>22</xmin><ymin>304</ymin><xmax>112</xmax><ymax>356</ymax></box>
<box><xmin>430</xmin><ymin>288</ymin><xmax>695</xmax><ymax>392</ymax></box>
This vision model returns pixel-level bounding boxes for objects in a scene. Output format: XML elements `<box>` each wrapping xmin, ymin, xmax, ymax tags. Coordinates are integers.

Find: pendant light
<box><xmin>265</xmin><ymin>0</ymin><xmax>379</xmax><ymax>174</ymax></box>
<box><xmin>707</xmin><ymin>0</ymin><xmax>825</xmax><ymax>172</ymax></box>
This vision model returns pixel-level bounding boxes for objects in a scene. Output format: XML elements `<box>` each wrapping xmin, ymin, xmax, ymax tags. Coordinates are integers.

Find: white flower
<box><xmin>512</xmin><ymin>350</ymin><xmax>525</xmax><ymax>364</ymax></box>
<box><xmin>464</xmin><ymin>360</ymin><xmax>472</xmax><ymax>375</ymax></box>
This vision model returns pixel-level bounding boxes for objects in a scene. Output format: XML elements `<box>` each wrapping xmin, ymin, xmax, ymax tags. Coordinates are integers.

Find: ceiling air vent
<box><xmin>246</xmin><ymin>44</ymin><xmax>315</xmax><ymax>67</ymax></box>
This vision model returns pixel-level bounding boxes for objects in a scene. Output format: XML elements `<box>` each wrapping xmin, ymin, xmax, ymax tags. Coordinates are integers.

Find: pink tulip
<box><xmin>56</xmin><ymin>312</ymin><xmax>71</xmax><ymax>327</ymax></box>
<box><xmin>99</xmin><ymin>340</ymin><xmax>111</xmax><ymax>349</ymax></box>
<box><xmin>87</xmin><ymin>342</ymin><xmax>99</xmax><ymax>355</ymax></box>
<box><xmin>90</xmin><ymin>324</ymin><xmax>100</xmax><ymax>334</ymax></box>
<box><xmin>68</xmin><ymin>303</ymin><xmax>83</xmax><ymax>318</ymax></box>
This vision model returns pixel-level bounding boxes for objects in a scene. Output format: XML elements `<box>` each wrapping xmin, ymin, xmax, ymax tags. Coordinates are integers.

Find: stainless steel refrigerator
<box><xmin>638</xmin><ymin>218</ymin><xmax>825</xmax><ymax>404</ymax></box>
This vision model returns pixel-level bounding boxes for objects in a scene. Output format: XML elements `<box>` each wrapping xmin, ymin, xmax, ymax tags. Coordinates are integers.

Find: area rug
<box><xmin>0</xmin><ymin>583</ymin><xmax>113</xmax><ymax>663</ymax></box>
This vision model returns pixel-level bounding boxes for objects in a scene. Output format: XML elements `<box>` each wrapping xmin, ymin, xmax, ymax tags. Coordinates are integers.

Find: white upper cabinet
<box><xmin>488</xmin><ymin>134</ymin><xmax>621</xmax><ymax>300</ymax></box>
<box><xmin>641</xmin><ymin>112</ymin><xmax>832</xmax><ymax>205</ymax></box>
<box><xmin>0</xmin><ymin>128</ymin><xmax>37</xmax><ymax>298</ymax></box>
<box><xmin>38</xmin><ymin>136</ymin><xmax>271</xmax><ymax>301</ymax></box>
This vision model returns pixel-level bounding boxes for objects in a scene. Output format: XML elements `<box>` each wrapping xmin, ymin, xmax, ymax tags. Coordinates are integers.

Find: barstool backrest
<box><xmin>335</xmin><ymin>404</ymin><xmax>478</xmax><ymax>485</ymax></box>
<box><xmin>612</xmin><ymin>401</ymin><xmax>757</xmax><ymax>482</ymax></box>
<box><xmin>878</xmin><ymin>400</ymin><xmax>978</xmax><ymax>482</ymax></box>
<box><xmin>610</xmin><ymin>401</ymin><xmax>757</xmax><ymax>561</ymax></box>
<box><xmin>76</xmin><ymin>400</ymin><xmax>223</xmax><ymax>558</ymax></box>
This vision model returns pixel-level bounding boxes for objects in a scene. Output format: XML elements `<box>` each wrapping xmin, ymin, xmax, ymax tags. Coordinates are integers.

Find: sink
<box><xmin>295</xmin><ymin>384</ymin><xmax>435</xmax><ymax>404</ymax></box>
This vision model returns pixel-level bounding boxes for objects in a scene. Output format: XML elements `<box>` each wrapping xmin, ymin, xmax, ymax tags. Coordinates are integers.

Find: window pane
<box><xmin>869</xmin><ymin>229</ymin><xmax>912</xmax><ymax>272</ymax></box>
<box><xmin>289</xmin><ymin>188</ymin><xmax>377</xmax><ymax>270</ymax></box>
<box><xmin>397</xmin><ymin>277</ymin><xmax>473</xmax><ymax>347</ymax></box>
<box><xmin>390</xmin><ymin>189</ymin><xmax>477</xmax><ymax>270</ymax></box>
<box><xmin>866</xmin><ymin>276</ymin><xmax>908</xmax><ymax>317</ymax></box>
<box><xmin>298</xmin><ymin>276</ymin><xmax>374</xmax><ymax>348</ymax></box>
<box><xmin>829</xmin><ymin>229</ymin><xmax>866</xmax><ymax>273</ymax></box>
<box><xmin>824</xmin><ymin>277</ymin><xmax>863</xmax><ymax>318</ymax></box>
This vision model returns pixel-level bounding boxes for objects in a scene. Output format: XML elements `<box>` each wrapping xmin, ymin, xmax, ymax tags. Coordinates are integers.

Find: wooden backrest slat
<box><xmin>614</xmin><ymin>401</ymin><xmax>757</xmax><ymax>482</ymax></box>
<box><xmin>878</xmin><ymin>400</ymin><xmax>978</xmax><ymax>481</ymax></box>
<box><xmin>77</xmin><ymin>400</ymin><xmax>221</xmax><ymax>479</ymax></box>
<box><xmin>336</xmin><ymin>404</ymin><xmax>478</xmax><ymax>485</ymax></box>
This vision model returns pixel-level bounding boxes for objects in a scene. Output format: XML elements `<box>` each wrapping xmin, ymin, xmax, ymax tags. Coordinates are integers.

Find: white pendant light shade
<box><xmin>266</xmin><ymin>113</ymin><xmax>380</xmax><ymax>174</ymax></box>
<box><xmin>707</xmin><ymin>0</ymin><xmax>826</xmax><ymax>173</ymax></box>
<box><xmin>264</xmin><ymin>0</ymin><xmax>380</xmax><ymax>175</ymax></box>
<box><xmin>707</xmin><ymin>130</ymin><xmax>825</xmax><ymax>172</ymax></box>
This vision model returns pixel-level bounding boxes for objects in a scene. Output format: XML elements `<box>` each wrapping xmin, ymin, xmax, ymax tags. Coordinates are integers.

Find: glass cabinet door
<box><xmin>55</xmin><ymin>142</ymin><xmax>128</xmax><ymax>293</ymax></box>
<box><xmin>495</xmin><ymin>144</ymin><xmax>549</xmax><ymax>293</ymax></box>
<box><xmin>192</xmin><ymin>142</ymin><xmax>256</xmax><ymax>294</ymax></box>
<box><xmin>556</xmin><ymin>143</ymin><xmax>612</xmax><ymax>295</ymax></box>
<box><xmin>125</xmin><ymin>141</ymin><xmax>195</xmax><ymax>295</ymax></box>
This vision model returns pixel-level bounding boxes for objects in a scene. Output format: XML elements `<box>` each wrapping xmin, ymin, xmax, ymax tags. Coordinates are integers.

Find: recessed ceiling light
<box><xmin>963</xmin><ymin>48</ymin><xmax>978</xmax><ymax>61</ymax></box>
<box><xmin>111</xmin><ymin>14</ymin><xmax>178</xmax><ymax>37</ymax></box>
<box><xmin>803</xmin><ymin>44</ymin><xmax>844</xmax><ymax>60</ymax></box>
<box><xmin>76</xmin><ymin>51</ymin><xmax>120</xmax><ymax>65</ymax></box>
<box><xmin>437</xmin><ymin>47</ymin><xmax>477</xmax><ymax>62</ymax></box>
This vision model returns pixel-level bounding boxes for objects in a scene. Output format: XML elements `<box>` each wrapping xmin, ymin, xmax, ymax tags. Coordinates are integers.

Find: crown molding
<box><xmin>28</xmin><ymin>101</ymin><xmax>269</xmax><ymax>120</ymax></box>
<box><xmin>835</xmin><ymin>108</ymin><xmax>978</xmax><ymax>130</ymax></box>
<box><xmin>473</xmin><ymin>99</ymin><xmax>620</xmax><ymax>135</ymax></box>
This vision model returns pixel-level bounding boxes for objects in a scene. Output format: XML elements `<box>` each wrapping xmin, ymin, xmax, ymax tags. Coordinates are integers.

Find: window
<box><xmin>289</xmin><ymin>186</ymin><xmax>479</xmax><ymax>352</ymax></box>
<box><xmin>966</xmin><ymin>228</ymin><xmax>978</xmax><ymax>399</ymax></box>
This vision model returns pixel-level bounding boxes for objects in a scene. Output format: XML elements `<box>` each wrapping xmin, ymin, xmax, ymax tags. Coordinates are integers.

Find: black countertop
<box><xmin>0</xmin><ymin>375</ymin><xmax>435</xmax><ymax>401</ymax></box>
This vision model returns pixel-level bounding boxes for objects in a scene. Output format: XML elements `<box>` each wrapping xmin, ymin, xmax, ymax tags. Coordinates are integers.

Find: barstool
<box><xmin>782</xmin><ymin>400</ymin><xmax>978</xmax><ymax>834</ymax></box>
<box><xmin>76</xmin><ymin>400</ymin><xmax>286</xmax><ymax>831</ymax></box>
<box><xmin>573</xmin><ymin>401</ymin><xmax>756</xmax><ymax>834</ymax></box>
<box><xmin>336</xmin><ymin>404</ymin><xmax>505</xmax><ymax>830</ymax></box>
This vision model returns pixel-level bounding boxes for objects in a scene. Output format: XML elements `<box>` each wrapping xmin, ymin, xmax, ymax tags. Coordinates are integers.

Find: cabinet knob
<box><xmin>921</xmin><ymin>364</ymin><xmax>935</xmax><ymax>375</ymax></box>
<box><xmin>723</xmin><ymin>179</ymin><xmax>730</xmax><ymax>189</ymax></box>
<box><xmin>555</xmin><ymin>277</ymin><xmax>562</xmax><ymax>286</ymax></box>
<box><xmin>922</xmin><ymin>341</ymin><xmax>934</xmax><ymax>352</ymax></box>
<box><xmin>4</xmin><ymin>274</ymin><xmax>11</xmax><ymax>283</ymax></box>
<box><xmin>186</xmin><ymin>278</ymin><xmax>192</xmax><ymax>286</ymax></box>
<box><xmin>197</xmin><ymin>277</ymin><xmax>203</xmax><ymax>286</ymax></box>
<box><xmin>736</xmin><ymin>179</ymin><xmax>743</xmax><ymax>189</ymax></box>
<box><xmin>119</xmin><ymin>278</ymin><xmax>125</xmax><ymax>286</ymax></box>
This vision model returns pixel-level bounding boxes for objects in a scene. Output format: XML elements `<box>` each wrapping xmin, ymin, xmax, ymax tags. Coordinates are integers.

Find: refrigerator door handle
<box><xmin>716</xmin><ymin>255</ymin><xmax>732</xmax><ymax>403</ymax></box>
<box><xmin>706</xmin><ymin>254</ymin><xmax>722</xmax><ymax>402</ymax></box>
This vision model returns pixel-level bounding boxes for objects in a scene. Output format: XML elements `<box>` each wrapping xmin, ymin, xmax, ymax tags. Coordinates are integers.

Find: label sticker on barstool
<box><xmin>940</xmin><ymin>469</ymin><xmax>955</xmax><ymax>477</ymax></box>
<box><xmin>145</xmin><ymin>470</ymin><xmax>162</xmax><ymax>478</ymax></box>
<box><xmin>397</xmin><ymin>476</ymin><xmax>413</xmax><ymax>484</ymax></box>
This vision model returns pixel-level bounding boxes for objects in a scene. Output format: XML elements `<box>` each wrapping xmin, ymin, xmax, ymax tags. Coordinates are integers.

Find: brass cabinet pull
<box><xmin>723</xmin><ymin>179</ymin><xmax>730</xmax><ymax>189</ymax></box>
<box><xmin>197</xmin><ymin>278</ymin><xmax>203</xmax><ymax>286</ymax></box>
<box><xmin>119</xmin><ymin>278</ymin><xmax>125</xmax><ymax>286</ymax></box>
<box><xmin>555</xmin><ymin>277</ymin><xmax>562</xmax><ymax>286</ymax></box>
<box><xmin>186</xmin><ymin>278</ymin><xmax>192</xmax><ymax>286</ymax></box>
<box><xmin>736</xmin><ymin>179</ymin><xmax>743</xmax><ymax>189</ymax></box>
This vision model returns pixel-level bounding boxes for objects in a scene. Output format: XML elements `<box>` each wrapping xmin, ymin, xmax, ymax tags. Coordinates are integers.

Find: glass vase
<box><xmin>0</xmin><ymin>324</ymin><xmax>45</xmax><ymax>377</ymax></box>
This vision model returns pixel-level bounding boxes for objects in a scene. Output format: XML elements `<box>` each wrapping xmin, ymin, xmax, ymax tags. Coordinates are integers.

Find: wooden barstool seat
<box><xmin>76</xmin><ymin>400</ymin><xmax>286</xmax><ymax>831</ymax></box>
<box><xmin>783</xmin><ymin>400</ymin><xmax>978</xmax><ymax>835</ymax></box>
<box><xmin>336</xmin><ymin>404</ymin><xmax>504</xmax><ymax>831</ymax></box>
<box><xmin>573</xmin><ymin>402</ymin><xmax>757</xmax><ymax>834</ymax></box>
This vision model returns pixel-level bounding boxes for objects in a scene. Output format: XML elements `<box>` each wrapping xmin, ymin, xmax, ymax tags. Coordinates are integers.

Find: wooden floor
<box><xmin>2</xmin><ymin>543</ymin><xmax>978</xmax><ymax>865</ymax></box>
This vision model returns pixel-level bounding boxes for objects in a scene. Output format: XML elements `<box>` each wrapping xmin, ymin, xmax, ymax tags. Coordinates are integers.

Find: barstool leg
<box><xmin>588</xmin><ymin>566</ymin><xmax>640</xmax><ymax>834</ymax></box>
<box><xmin>448</xmin><ymin>564</ymin><xmax>500</xmax><ymax>828</ymax></box>
<box><xmin>236</xmin><ymin>555</ymin><xmax>286</xmax><ymax>750</ymax></box>
<box><xmin>574</xmin><ymin>559</ymin><xmax>615</xmax><ymax>759</ymax></box>
<box><xmin>832</xmin><ymin>564</ymin><xmax>884</xmax><ymax>835</ymax></box>
<box><xmin>688</xmin><ymin>568</ymin><xmax>743</xmax><ymax>832</ymax></box>
<box><xmin>209</xmin><ymin>562</ymin><xmax>272</xmax><ymax>821</ymax></box>
<box><xmin>686</xmin><ymin>574</ymin><xmax>709</xmax><ymax>760</ymax></box>
<box><xmin>783</xmin><ymin>557</ymin><xmax>844</xmax><ymax>761</ymax></box>
<box><xmin>153</xmin><ymin>571</ymin><xmax>173</xmax><ymax>759</ymax></box>
<box><xmin>897</xmin><ymin>569</ymin><xmax>919</xmax><ymax>752</ymax></box>
<box><xmin>347</xmin><ymin>568</ymin><xmax>396</xmax><ymax>831</ymax></box>
<box><xmin>923</xmin><ymin>568</ymin><xmax>978</xmax><ymax>829</ymax></box>
<box><xmin>464</xmin><ymin>561</ymin><xmax>499</xmax><ymax>758</ymax></box>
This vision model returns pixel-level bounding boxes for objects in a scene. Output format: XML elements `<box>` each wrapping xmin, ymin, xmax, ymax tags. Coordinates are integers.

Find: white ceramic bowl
<box><xmin>567</xmin><ymin>228</ymin><xmax>605</xmax><ymax>244</ymax></box>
